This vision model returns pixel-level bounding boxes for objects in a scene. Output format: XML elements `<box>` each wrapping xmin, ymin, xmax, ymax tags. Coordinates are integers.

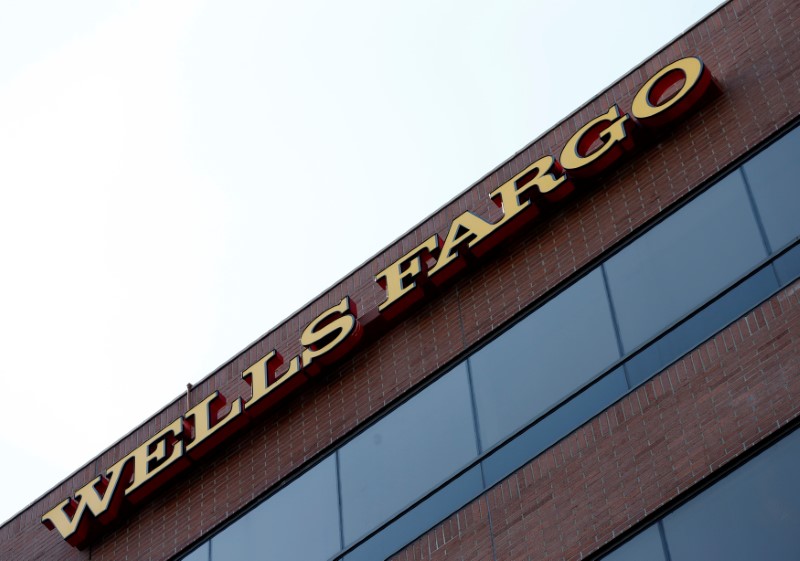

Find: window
<box><xmin>210</xmin><ymin>455</ymin><xmax>341</xmax><ymax>561</ymax></box>
<box><xmin>470</xmin><ymin>268</ymin><xmax>620</xmax><ymax>449</ymax></box>
<box><xmin>338</xmin><ymin>362</ymin><xmax>479</xmax><ymax>544</ymax></box>
<box><xmin>744</xmin><ymin>125</ymin><xmax>800</xmax><ymax>251</ymax></box>
<box><xmin>605</xmin><ymin>171</ymin><xmax>767</xmax><ymax>351</ymax></box>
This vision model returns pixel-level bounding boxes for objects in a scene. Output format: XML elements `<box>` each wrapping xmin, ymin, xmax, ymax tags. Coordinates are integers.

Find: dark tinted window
<box><xmin>602</xmin><ymin>525</ymin><xmax>666</xmax><ymax>561</ymax></box>
<box><xmin>661</xmin><ymin>428</ymin><xmax>800</xmax><ymax>560</ymax></box>
<box><xmin>481</xmin><ymin>368</ymin><xmax>627</xmax><ymax>487</ymax></box>
<box><xmin>744</xmin><ymin>125</ymin><xmax>800</xmax><ymax>251</ymax></box>
<box><xmin>343</xmin><ymin>466</ymin><xmax>483</xmax><ymax>561</ymax></box>
<box><xmin>211</xmin><ymin>455</ymin><xmax>341</xmax><ymax>561</ymax></box>
<box><xmin>470</xmin><ymin>268</ymin><xmax>620</xmax><ymax>449</ymax></box>
<box><xmin>338</xmin><ymin>362</ymin><xmax>478</xmax><ymax>545</ymax></box>
<box><xmin>605</xmin><ymin>171</ymin><xmax>767</xmax><ymax>351</ymax></box>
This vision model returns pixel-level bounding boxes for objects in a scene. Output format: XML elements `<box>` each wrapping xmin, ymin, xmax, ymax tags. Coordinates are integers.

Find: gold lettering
<box><xmin>124</xmin><ymin>417</ymin><xmax>184</xmax><ymax>497</ymax></box>
<box><xmin>41</xmin><ymin>456</ymin><xmax>131</xmax><ymax>546</ymax></box>
<box><xmin>427</xmin><ymin>212</ymin><xmax>496</xmax><ymax>279</ymax></box>
<box><xmin>243</xmin><ymin>350</ymin><xmax>278</xmax><ymax>406</ymax></box>
<box><xmin>490</xmin><ymin>155</ymin><xmax>572</xmax><ymax>222</ymax></box>
<box><xmin>560</xmin><ymin>105</ymin><xmax>634</xmax><ymax>178</ymax></box>
<box><xmin>631</xmin><ymin>56</ymin><xmax>712</xmax><ymax>127</ymax></box>
<box><xmin>184</xmin><ymin>391</ymin><xmax>243</xmax><ymax>454</ymax></box>
<box><xmin>301</xmin><ymin>296</ymin><xmax>361</xmax><ymax>375</ymax></box>
<box><xmin>375</xmin><ymin>235</ymin><xmax>441</xmax><ymax>315</ymax></box>
<box><xmin>243</xmin><ymin>350</ymin><xmax>304</xmax><ymax>414</ymax></box>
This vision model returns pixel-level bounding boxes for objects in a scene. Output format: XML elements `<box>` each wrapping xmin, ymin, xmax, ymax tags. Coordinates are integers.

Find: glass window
<box><xmin>338</xmin><ymin>362</ymin><xmax>479</xmax><ymax>545</ymax></box>
<box><xmin>626</xmin><ymin>265</ymin><xmax>779</xmax><ymax>387</ymax></box>
<box><xmin>774</xmin><ymin>243</ymin><xmax>800</xmax><ymax>287</ymax></box>
<box><xmin>481</xmin><ymin>368</ymin><xmax>627</xmax><ymax>487</ymax></box>
<box><xmin>210</xmin><ymin>455</ymin><xmax>341</xmax><ymax>561</ymax></box>
<box><xmin>662</xmin><ymin>428</ymin><xmax>800</xmax><ymax>560</ymax></box>
<box><xmin>623</xmin><ymin>342</ymin><xmax>664</xmax><ymax>390</ymax></box>
<box><xmin>343</xmin><ymin>466</ymin><xmax>483</xmax><ymax>561</ymax></box>
<box><xmin>181</xmin><ymin>542</ymin><xmax>209</xmax><ymax>561</ymax></box>
<box><xmin>470</xmin><ymin>268</ymin><xmax>621</xmax><ymax>449</ymax></box>
<box><xmin>602</xmin><ymin>524</ymin><xmax>666</xmax><ymax>561</ymax></box>
<box><xmin>744</xmin><ymin>125</ymin><xmax>800</xmax><ymax>252</ymax></box>
<box><xmin>605</xmin><ymin>171</ymin><xmax>767</xmax><ymax>352</ymax></box>
<box><xmin>657</xmin><ymin>265</ymin><xmax>778</xmax><ymax>360</ymax></box>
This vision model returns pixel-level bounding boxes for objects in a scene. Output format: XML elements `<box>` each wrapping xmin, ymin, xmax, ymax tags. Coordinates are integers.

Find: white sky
<box><xmin>0</xmin><ymin>0</ymin><xmax>723</xmax><ymax>525</ymax></box>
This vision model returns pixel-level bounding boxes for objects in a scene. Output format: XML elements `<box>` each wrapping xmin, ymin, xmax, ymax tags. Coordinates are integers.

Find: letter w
<box><xmin>41</xmin><ymin>456</ymin><xmax>132</xmax><ymax>548</ymax></box>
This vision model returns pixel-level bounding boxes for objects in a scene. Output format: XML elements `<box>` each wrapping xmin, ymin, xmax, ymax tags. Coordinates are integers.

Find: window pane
<box><xmin>601</xmin><ymin>524</ymin><xmax>666</xmax><ymax>561</ymax></box>
<box><xmin>627</xmin><ymin>265</ymin><xmax>779</xmax><ymax>387</ymax></box>
<box><xmin>657</xmin><ymin>265</ymin><xmax>778</xmax><ymax>359</ymax></box>
<box><xmin>343</xmin><ymin>466</ymin><xmax>483</xmax><ymax>561</ymax></box>
<box><xmin>744</xmin><ymin>125</ymin><xmax>800</xmax><ymax>251</ymax></box>
<box><xmin>338</xmin><ymin>362</ymin><xmax>478</xmax><ymax>545</ymax></box>
<box><xmin>181</xmin><ymin>542</ymin><xmax>208</xmax><ymax>561</ymax></box>
<box><xmin>470</xmin><ymin>268</ymin><xmax>621</xmax><ymax>449</ymax></box>
<box><xmin>605</xmin><ymin>171</ymin><xmax>767</xmax><ymax>351</ymax></box>
<box><xmin>775</xmin><ymin>243</ymin><xmax>800</xmax><ymax>286</ymax></box>
<box><xmin>662</xmin><ymin>428</ymin><xmax>800</xmax><ymax>560</ymax></box>
<box><xmin>211</xmin><ymin>455</ymin><xmax>341</xmax><ymax>561</ymax></box>
<box><xmin>624</xmin><ymin>343</ymin><xmax>664</xmax><ymax>389</ymax></box>
<box><xmin>482</xmin><ymin>368</ymin><xmax>627</xmax><ymax>487</ymax></box>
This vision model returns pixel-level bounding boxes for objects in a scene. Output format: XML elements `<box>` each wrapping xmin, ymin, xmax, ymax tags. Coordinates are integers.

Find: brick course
<box><xmin>2</xmin><ymin>0</ymin><xmax>798</xmax><ymax>559</ymax></box>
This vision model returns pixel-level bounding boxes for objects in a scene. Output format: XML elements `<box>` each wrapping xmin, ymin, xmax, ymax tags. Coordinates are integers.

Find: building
<box><xmin>3</xmin><ymin>0</ymin><xmax>799</xmax><ymax>559</ymax></box>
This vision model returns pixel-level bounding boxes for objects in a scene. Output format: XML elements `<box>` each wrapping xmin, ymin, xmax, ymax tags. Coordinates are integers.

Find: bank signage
<box><xmin>42</xmin><ymin>56</ymin><xmax>715</xmax><ymax>548</ymax></box>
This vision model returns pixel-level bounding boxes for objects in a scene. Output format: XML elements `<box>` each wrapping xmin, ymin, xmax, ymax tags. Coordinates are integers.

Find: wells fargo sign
<box><xmin>42</xmin><ymin>56</ymin><xmax>715</xmax><ymax>548</ymax></box>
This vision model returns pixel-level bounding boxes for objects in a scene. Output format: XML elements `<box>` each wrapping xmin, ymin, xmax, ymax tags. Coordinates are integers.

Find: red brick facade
<box><xmin>2</xmin><ymin>0</ymin><xmax>799</xmax><ymax>559</ymax></box>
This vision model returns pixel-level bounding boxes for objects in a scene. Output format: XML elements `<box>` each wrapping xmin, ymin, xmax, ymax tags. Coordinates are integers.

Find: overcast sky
<box><xmin>0</xmin><ymin>0</ymin><xmax>723</xmax><ymax>525</ymax></box>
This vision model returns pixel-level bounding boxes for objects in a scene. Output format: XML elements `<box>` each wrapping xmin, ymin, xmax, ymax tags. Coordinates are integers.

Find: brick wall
<box><xmin>1</xmin><ymin>0</ymin><xmax>798</xmax><ymax>559</ymax></box>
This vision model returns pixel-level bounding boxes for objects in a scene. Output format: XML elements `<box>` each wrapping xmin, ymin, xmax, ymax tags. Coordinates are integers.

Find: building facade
<box><xmin>3</xmin><ymin>0</ymin><xmax>800</xmax><ymax>559</ymax></box>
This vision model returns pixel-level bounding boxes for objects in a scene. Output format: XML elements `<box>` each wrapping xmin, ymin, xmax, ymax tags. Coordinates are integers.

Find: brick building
<box><xmin>3</xmin><ymin>0</ymin><xmax>799</xmax><ymax>559</ymax></box>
